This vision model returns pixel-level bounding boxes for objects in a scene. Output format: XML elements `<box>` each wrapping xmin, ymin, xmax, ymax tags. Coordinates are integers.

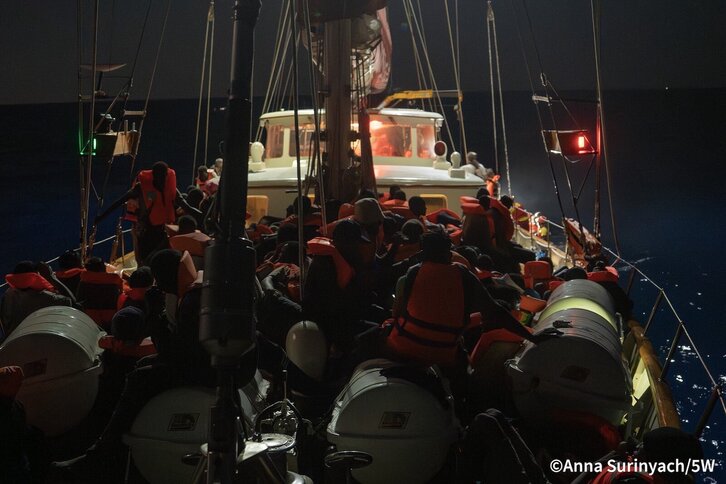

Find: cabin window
<box><xmin>417</xmin><ymin>125</ymin><xmax>436</xmax><ymax>158</ymax></box>
<box><xmin>370</xmin><ymin>123</ymin><xmax>412</xmax><ymax>157</ymax></box>
<box><xmin>288</xmin><ymin>124</ymin><xmax>317</xmax><ymax>158</ymax></box>
<box><xmin>265</xmin><ymin>125</ymin><xmax>284</xmax><ymax>158</ymax></box>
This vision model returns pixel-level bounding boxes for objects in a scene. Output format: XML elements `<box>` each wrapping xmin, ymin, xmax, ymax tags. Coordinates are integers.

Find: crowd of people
<box><xmin>0</xmin><ymin>158</ymin><xmax>700</xmax><ymax>483</ymax></box>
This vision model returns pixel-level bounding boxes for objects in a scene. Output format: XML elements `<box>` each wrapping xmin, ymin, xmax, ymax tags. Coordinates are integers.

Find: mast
<box><xmin>323</xmin><ymin>18</ymin><xmax>352</xmax><ymax>200</ymax></box>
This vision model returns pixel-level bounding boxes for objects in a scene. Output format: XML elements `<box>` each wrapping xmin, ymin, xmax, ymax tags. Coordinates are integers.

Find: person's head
<box><xmin>466</xmin><ymin>151</ymin><xmax>479</xmax><ymax>166</ymax></box>
<box><xmin>408</xmin><ymin>196</ymin><xmax>427</xmax><ymax>218</ymax></box>
<box><xmin>196</xmin><ymin>165</ymin><xmax>209</xmax><ymax>182</ymax></box>
<box><xmin>58</xmin><ymin>250</ymin><xmax>82</xmax><ymax>270</ymax></box>
<box><xmin>12</xmin><ymin>261</ymin><xmax>37</xmax><ymax>274</ymax></box>
<box><xmin>186</xmin><ymin>188</ymin><xmax>204</xmax><ymax>209</ymax></box>
<box><xmin>292</xmin><ymin>195</ymin><xmax>312</xmax><ymax>216</ymax></box>
<box><xmin>332</xmin><ymin>219</ymin><xmax>368</xmax><ymax>266</ymax></box>
<box><xmin>454</xmin><ymin>245</ymin><xmax>479</xmax><ymax>269</ymax></box>
<box><xmin>476</xmin><ymin>253</ymin><xmax>494</xmax><ymax>271</ymax></box>
<box><xmin>388</xmin><ymin>185</ymin><xmax>401</xmax><ymax>197</ymax></box>
<box><xmin>84</xmin><ymin>257</ymin><xmax>105</xmax><ymax>273</ymax></box>
<box><xmin>401</xmin><ymin>219</ymin><xmax>425</xmax><ymax>243</ymax></box>
<box><xmin>537</xmin><ymin>255</ymin><xmax>553</xmax><ymax>268</ymax></box>
<box><xmin>128</xmin><ymin>266</ymin><xmax>154</xmax><ymax>288</ymax></box>
<box><xmin>563</xmin><ymin>267</ymin><xmax>587</xmax><ymax>281</ymax></box>
<box><xmin>149</xmin><ymin>249</ymin><xmax>183</xmax><ymax>294</ymax></box>
<box><xmin>500</xmin><ymin>195</ymin><xmax>513</xmax><ymax>209</ymax></box>
<box><xmin>357</xmin><ymin>189</ymin><xmax>378</xmax><ymax>202</ymax></box>
<box><xmin>353</xmin><ymin>198</ymin><xmax>384</xmax><ymax>235</ymax></box>
<box><xmin>478</xmin><ymin>194</ymin><xmax>491</xmax><ymax>210</ymax></box>
<box><xmin>421</xmin><ymin>232</ymin><xmax>452</xmax><ymax>264</ymax></box>
<box><xmin>111</xmin><ymin>306</ymin><xmax>146</xmax><ymax>343</ymax></box>
<box><xmin>214</xmin><ymin>158</ymin><xmax>223</xmax><ymax>174</ymax></box>
<box><xmin>392</xmin><ymin>190</ymin><xmax>407</xmax><ymax>201</ymax></box>
<box><xmin>177</xmin><ymin>215</ymin><xmax>197</xmax><ymax>235</ymax></box>
<box><xmin>151</xmin><ymin>161</ymin><xmax>169</xmax><ymax>194</ymax></box>
<box><xmin>382</xmin><ymin>216</ymin><xmax>399</xmax><ymax>241</ymax></box>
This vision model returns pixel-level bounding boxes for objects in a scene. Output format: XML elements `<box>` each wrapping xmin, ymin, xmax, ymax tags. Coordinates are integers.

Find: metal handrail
<box><xmin>0</xmin><ymin>228</ymin><xmax>132</xmax><ymax>290</ymax></box>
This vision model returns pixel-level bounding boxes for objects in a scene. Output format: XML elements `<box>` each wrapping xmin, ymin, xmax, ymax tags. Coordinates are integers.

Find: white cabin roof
<box><xmin>259</xmin><ymin>108</ymin><xmax>444</xmax><ymax>122</ymax></box>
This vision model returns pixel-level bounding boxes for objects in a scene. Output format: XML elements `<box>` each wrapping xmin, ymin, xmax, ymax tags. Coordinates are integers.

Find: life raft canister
<box><xmin>137</xmin><ymin>168</ymin><xmax>177</xmax><ymax>226</ymax></box>
<box><xmin>307</xmin><ymin>237</ymin><xmax>355</xmax><ymax>289</ymax></box>
<box><xmin>388</xmin><ymin>262</ymin><xmax>470</xmax><ymax>367</ymax></box>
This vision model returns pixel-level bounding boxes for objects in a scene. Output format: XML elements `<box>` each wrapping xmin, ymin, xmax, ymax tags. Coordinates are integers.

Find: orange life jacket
<box><xmin>461</xmin><ymin>202</ymin><xmax>497</xmax><ymax>248</ymax></box>
<box><xmin>387</xmin><ymin>262</ymin><xmax>471</xmax><ymax>367</ymax></box>
<box><xmin>590</xmin><ymin>469</ymin><xmax>655</xmax><ymax>484</ymax></box>
<box><xmin>282</xmin><ymin>213</ymin><xmax>324</xmax><ymax>228</ymax></box>
<box><xmin>272</xmin><ymin>262</ymin><xmax>302</xmax><ymax>302</ymax></box>
<box><xmin>55</xmin><ymin>267</ymin><xmax>85</xmax><ymax>281</ymax></box>
<box><xmin>0</xmin><ymin>366</ymin><xmax>23</xmax><ymax>400</ymax></box>
<box><xmin>511</xmin><ymin>205</ymin><xmax>531</xmax><ymax>230</ymax></box>
<box><xmin>117</xmin><ymin>286</ymin><xmax>149</xmax><ymax>311</ymax></box>
<box><xmin>98</xmin><ymin>335</ymin><xmax>157</xmax><ymax>359</ymax></box>
<box><xmin>469</xmin><ymin>328</ymin><xmax>528</xmax><ymax>366</ymax></box>
<box><xmin>587</xmin><ymin>266</ymin><xmax>619</xmax><ymax>283</ymax></box>
<box><xmin>393</xmin><ymin>242</ymin><xmax>421</xmax><ymax>262</ymax></box>
<box><xmin>388</xmin><ymin>205</ymin><xmax>416</xmax><ymax>220</ymax></box>
<box><xmin>137</xmin><ymin>168</ymin><xmax>177</xmax><ymax>226</ymax></box>
<box><xmin>169</xmin><ymin>231</ymin><xmax>211</xmax><ymax>257</ymax></box>
<box><xmin>381</xmin><ymin>199</ymin><xmax>407</xmax><ymax>208</ymax></box>
<box><xmin>337</xmin><ymin>203</ymin><xmax>355</xmax><ymax>219</ymax></box>
<box><xmin>307</xmin><ymin>237</ymin><xmax>355</xmax><ymax>289</ymax></box>
<box><xmin>489</xmin><ymin>198</ymin><xmax>514</xmax><ymax>241</ymax></box>
<box><xmin>523</xmin><ymin>260</ymin><xmax>553</xmax><ymax>289</ymax></box>
<box><xmin>78</xmin><ymin>271</ymin><xmax>124</xmax><ymax>328</ymax></box>
<box><xmin>4</xmin><ymin>273</ymin><xmax>55</xmax><ymax>292</ymax></box>
<box><xmin>425</xmin><ymin>208</ymin><xmax>461</xmax><ymax>224</ymax></box>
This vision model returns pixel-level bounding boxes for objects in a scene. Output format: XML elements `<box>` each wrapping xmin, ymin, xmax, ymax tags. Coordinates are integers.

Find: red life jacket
<box><xmin>78</xmin><ymin>271</ymin><xmax>124</xmax><ymax>328</ymax></box>
<box><xmin>489</xmin><ymin>198</ymin><xmax>514</xmax><ymax>241</ymax></box>
<box><xmin>282</xmin><ymin>213</ymin><xmax>324</xmax><ymax>228</ymax></box>
<box><xmin>589</xmin><ymin>466</ymin><xmax>655</xmax><ymax>484</ymax></box>
<box><xmin>307</xmin><ymin>237</ymin><xmax>355</xmax><ymax>289</ymax></box>
<box><xmin>469</xmin><ymin>328</ymin><xmax>528</xmax><ymax>366</ymax></box>
<box><xmin>381</xmin><ymin>199</ymin><xmax>407</xmax><ymax>208</ymax></box>
<box><xmin>425</xmin><ymin>208</ymin><xmax>461</xmax><ymax>224</ymax></box>
<box><xmin>337</xmin><ymin>203</ymin><xmax>355</xmax><ymax>219</ymax></box>
<box><xmin>587</xmin><ymin>266</ymin><xmax>619</xmax><ymax>283</ymax></box>
<box><xmin>4</xmin><ymin>273</ymin><xmax>55</xmax><ymax>292</ymax></box>
<box><xmin>523</xmin><ymin>260</ymin><xmax>553</xmax><ymax>289</ymax></box>
<box><xmin>117</xmin><ymin>286</ymin><xmax>149</xmax><ymax>311</ymax></box>
<box><xmin>55</xmin><ymin>267</ymin><xmax>84</xmax><ymax>281</ymax></box>
<box><xmin>137</xmin><ymin>168</ymin><xmax>177</xmax><ymax>226</ymax></box>
<box><xmin>461</xmin><ymin>202</ymin><xmax>497</xmax><ymax>248</ymax></box>
<box><xmin>169</xmin><ymin>231</ymin><xmax>211</xmax><ymax>257</ymax></box>
<box><xmin>272</xmin><ymin>262</ymin><xmax>302</xmax><ymax>302</ymax></box>
<box><xmin>98</xmin><ymin>335</ymin><xmax>157</xmax><ymax>359</ymax></box>
<box><xmin>387</xmin><ymin>262</ymin><xmax>471</xmax><ymax>367</ymax></box>
<box><xmin>388</xmin><ymin>205</ymin><xmax>416</xmax><ymax>220</ymax></box>
<box><xmin>459</xmin><ymin>195</ymin><xmax>478</xmax><ymax>205</ymax></box>
<box><xmin>511</xmin><ymin>205</ymin><xmax>531</xmax><ymax>230</ymax></box>
<box><xmin>0</xmin><ymin>366</ymin><xmax>23</xmax><ymax>400</ymax></box>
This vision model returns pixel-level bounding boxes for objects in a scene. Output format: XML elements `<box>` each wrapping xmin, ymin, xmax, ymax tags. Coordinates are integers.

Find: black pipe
<box><xmin>199</xmin><ymin>2</ymin><xmax>260</xmax><ymax>483</ymax></box>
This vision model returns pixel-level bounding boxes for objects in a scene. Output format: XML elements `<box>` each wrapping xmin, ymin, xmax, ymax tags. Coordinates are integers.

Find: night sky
<box><xmin>1</xmin><ymin>0</ymin><xmax>724</xmax><ymax>106</ymax></box>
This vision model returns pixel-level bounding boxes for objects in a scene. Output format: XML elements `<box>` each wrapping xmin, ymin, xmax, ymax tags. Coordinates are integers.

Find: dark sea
<box><xmin>2</xmin><ymin>89</ymin><xmax>725</xmax><ymax>481</ymax></box>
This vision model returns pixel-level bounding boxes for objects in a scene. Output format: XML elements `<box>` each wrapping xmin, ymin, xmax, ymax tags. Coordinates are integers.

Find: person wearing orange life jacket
<box><xmin>76</xmin><ymin>257</ymin><xmax>123</xmax><ymax>330</ymax></box>
<box><xmin>54</xmin><ymin>249</ymin><xmax>85</xmax><ymax>296</ymax></box>
<box><xmin>386</xmin><ymin>232</ymin><xmax>556</xmax><ymax>368</ymax></box>
<box><xmin>96</xmin><ymin>161</ymin><xmax>201</xmax><ymax>266</ymax></box>
<box><xmin>280</xmin><ymin>195</ymin><xmax>324</xmax><ymax>242</ymax></box>
<box><xmin>117</xmin><ymin>266</ymin><xmax>153</xmax><ymax>311</ymax></box>
<box><xmin>168</xmin><ymin>215</ymin><xmax>211</xmax><ymax>267</ymax></box>
<box><xmin>1</xmin><ymin>261</ymin><xmax>75</xmax><ymax>339</ymax></box>
<box><xmin>54</xmin><ymin>249</ymin><xmax>216</xmax><ymax>480</ymax></box>
<box><xmin>303</xmin><ymin>219</ymin><xmax>381</xmax><ymax>353</ymax></box>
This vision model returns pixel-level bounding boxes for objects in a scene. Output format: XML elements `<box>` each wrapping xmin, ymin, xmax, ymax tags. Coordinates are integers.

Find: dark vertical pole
<box><xmin>199</xmin><ymin>2</ymin><xmax>260</xmax><ymax>483</ymax></box>
<box><xmin>323</xmin><ymin>18</ymin><xmax>351</xmax><ymax>201</ymax></box>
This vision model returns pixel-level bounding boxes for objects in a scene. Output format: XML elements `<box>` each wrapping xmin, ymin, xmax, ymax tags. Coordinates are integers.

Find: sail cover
<box><xmin>370</xmin><ymin>8</ymin><xmax>392</xmax><ymax>94</ymax></box>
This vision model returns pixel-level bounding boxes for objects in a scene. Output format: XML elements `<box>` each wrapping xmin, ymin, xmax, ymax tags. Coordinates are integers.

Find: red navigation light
<box><xmin>577</xmin><ymin>134</ymin><xmax>586</xmax><ymax>150</ymax></box>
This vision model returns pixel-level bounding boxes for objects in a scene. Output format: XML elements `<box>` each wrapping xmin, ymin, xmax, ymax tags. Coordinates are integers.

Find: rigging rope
<box><xmin>486</xmin><ymin>3</ymin><xmax>499</xmax><ymax>173</ymax></box>
<box><xmin>591</xmin><ymin>0</ymin><xmax>622</xmax><ymax>255</ymax></box>
<box><xmin>444</xmin><ymin>0</ymin><xmax>467</xmax><ymax>155</ymax></box>
<box><xmin>289</xmin><ymin>0</ymin><xmax>306</xmax><ymax>296</ymax></box>
<box><xmin>489</xmin><ymin>2</ymin><xmax>512</xmax><ymax>196</ymax></box>
<box><xmin>192</xmin><ymin>0</ymin><xmax>214</xmax><ymax>183</ymax></box>
<box><xmin>204</xmin><ymin>3</ymin><xmax>215</xmax><ymax>168</ymax></box>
